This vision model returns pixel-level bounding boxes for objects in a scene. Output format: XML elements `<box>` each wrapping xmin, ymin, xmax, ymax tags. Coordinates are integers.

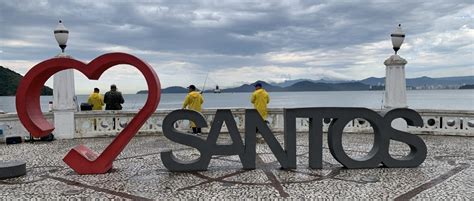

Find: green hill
<box><xmin>0</xmin><ymin>66</ymin><xmax>53</xmax><ymax>96</ymax></box>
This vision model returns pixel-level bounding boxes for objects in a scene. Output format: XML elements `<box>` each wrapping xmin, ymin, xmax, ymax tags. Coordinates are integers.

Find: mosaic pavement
<box><xmin>0</xmin><ymin>133</ymin><xmax>473</xmax><ymax>199</ymax></box>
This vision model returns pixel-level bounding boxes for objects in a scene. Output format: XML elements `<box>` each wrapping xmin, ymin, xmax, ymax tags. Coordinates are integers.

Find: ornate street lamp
<box><xmin>384</xmin><ymin>24</ymin><xmax>408</xmax><ymax>110</ymax></box>
<box><xmin>390</xmin><ymin>24</ymin><xmax>405</xmax><ymax>54</ymax></box>
<box><xmin>54</xmin><ymin>20</ymin><xmax>69</xmax><ymax>53</ymax></box>
<box><xmin>52</xmin><ymin>20</ymin><xmax>76</xmax><ymax>139</ymax></box>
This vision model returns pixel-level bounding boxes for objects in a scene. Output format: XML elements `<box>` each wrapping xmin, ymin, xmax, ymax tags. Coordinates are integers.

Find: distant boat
<box><xmin>214</xmin><ymin>85</ymin><xmax>221</xmax><ymax>93</ymax></box>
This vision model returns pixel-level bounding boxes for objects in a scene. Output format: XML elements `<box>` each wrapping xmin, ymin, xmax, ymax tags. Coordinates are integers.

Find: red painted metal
<box><xmin>15</xmin><ymin>53</ymin><xmax>161</xmax><ymax>174</ymax></box>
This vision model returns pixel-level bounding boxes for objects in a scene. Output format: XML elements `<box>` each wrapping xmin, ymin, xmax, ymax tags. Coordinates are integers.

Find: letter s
<box><xmin>160</xmin><ymin>110</ymin><xmax>211</xmax><ymax>171</ymax></box>
<box><xmin>382</xmin><ymin>108</ymin><xmax>427</xmax><ymax>168</ymax></box>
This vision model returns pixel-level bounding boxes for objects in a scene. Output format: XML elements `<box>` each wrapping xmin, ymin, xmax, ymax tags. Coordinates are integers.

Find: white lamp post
<box><xmin>384</xmin><ymin>24</ymin><xmax>408</xmax><ymax>130</ymax></box>
<box><xmin>52</xmin><ymin>20</ymin><xmax>76</xmax><ymax>139</ymax></box>
<box><xmin>384</xmin><ymin>24</ymin><xmax>408</xmax><ymax>109</ymax></box>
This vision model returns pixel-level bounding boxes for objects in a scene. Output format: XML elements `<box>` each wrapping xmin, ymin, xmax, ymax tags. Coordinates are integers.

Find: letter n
<box><xmin>243</xmin><ymin>109</ymin><xmax>294</xmax><ymax>169</ymax></box>
<box><xmin>207</xmin><ymin>109</ymin><xmax>248</xmax><ymax>166</ymax></box>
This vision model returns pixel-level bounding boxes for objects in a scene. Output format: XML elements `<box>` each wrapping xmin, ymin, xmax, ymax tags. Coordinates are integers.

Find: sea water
<box><xmin>0</xmin><ymin>90</ymin><xmax>473</xmax><ymax>113</ymax></box>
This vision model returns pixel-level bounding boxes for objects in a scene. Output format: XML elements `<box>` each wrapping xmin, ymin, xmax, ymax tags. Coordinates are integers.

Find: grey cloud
<box><xmin>1</xmin><ymin>0</ymin><xmax>472</xmax><ymax>91</ymax></box>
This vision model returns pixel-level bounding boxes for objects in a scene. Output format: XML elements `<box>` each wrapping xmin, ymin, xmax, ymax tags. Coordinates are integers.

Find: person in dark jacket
<box><xmin>104</xmin><ymin>84</ymin><xmax>124</xmax><ymax>110</ymax></box>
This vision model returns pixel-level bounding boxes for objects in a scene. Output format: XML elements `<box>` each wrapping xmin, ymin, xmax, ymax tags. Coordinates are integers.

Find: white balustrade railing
<box><xmin>0</xmin><ymin>108</ymin><xmax>472</xmax><ymax>141</ymax></box>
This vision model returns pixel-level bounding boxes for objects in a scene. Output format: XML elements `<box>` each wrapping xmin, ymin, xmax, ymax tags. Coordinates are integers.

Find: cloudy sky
<box><xmin>1</xmin><ymin>0</ymin><xmax>473</xmax><ymax>94</ymax></box>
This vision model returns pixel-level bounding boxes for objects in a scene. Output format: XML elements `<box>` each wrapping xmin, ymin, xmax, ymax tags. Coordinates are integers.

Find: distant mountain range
<box><xmin>2</xmin><ymin>65</ymin><xmax>470</xmax><ymax>96</ymax></box>
<box><xmin>137</xmin><ymin>86</ymin><xmax>188</xmax><ymax>94</ymax></box>
<box><xmin>0</xmin><ymin>66</ymin><xmax>53</xmax><ymax>96</ymax></box>
<box><xmin>218</xmin><ymin>80</ymin><xmax>371</xmax><ymax>92</ymax></box>
<box><xmin>360</xmin><ymin>76</ymin><xmax>474</xmax><ymax>87</ymax></box>
<box><xmin>141</xmin><ymin>75</ymin><xmax>474</xmax><ymax>94</ymax></box>
<box><xmin>270</xmin><ymin>78</ymin><xmax>349</xmax><ymax>87</ymax></box>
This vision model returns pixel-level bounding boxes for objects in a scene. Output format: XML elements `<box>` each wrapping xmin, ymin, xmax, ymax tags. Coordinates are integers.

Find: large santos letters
<box><xmin>162</xmin><ymin>108</ymin><xmax>427</xmax><ymax>172</ymax></box>
<box><xmin>15</xmin><ymin>52</ymin><xmax>427</xmax><ymax>174</ymax></box>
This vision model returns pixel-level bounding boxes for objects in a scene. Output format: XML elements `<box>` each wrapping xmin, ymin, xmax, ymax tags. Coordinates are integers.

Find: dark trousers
<box><xmin>192</xmin><ymin>127</ymin><xmax>202</xmax><ymax>134</ymax></box>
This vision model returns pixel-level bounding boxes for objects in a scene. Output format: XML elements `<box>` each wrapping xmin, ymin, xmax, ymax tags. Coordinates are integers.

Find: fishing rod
<box><xmin>200</xmin><ymin>71</ymin><xmax>209</xmax><ymax>94</ymax></box>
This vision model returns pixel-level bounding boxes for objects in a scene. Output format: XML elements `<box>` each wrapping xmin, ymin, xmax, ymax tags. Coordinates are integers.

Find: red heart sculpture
<box><xmin>15</xmin><ymin>52</ymin><xmax>161</xmax><ymax>174</ymax></box>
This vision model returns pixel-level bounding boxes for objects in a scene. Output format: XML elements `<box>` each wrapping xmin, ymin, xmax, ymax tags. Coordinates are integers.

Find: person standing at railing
<box><xmin>251</xmin><ymin>83</ymin><xmax>270</xmax><ymax>122</ymax></box>
<box><xmin>87</xmin><ymin>88</ymin><xmax>104</xmax><ymax>110</ymax></box>
<box><xmin>104</xmin><ymin>84</ymin><xmax>124</xmax><ymax>110</ymax></box>
<box><xmin>182</xmin><ymin>85</ymin><xmax>204</xmax><ymax>135</ymax></box>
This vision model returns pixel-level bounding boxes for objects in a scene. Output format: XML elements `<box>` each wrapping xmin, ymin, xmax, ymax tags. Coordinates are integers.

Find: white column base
<box><xmin>383</xmin><ymin>54</ymin><xmax>408</xmax><ymax>109</ymax></box>
<box><xmin>53</xmin><ymin>111</ymin><xmax>75</xmax><ymax>139</ymax></box>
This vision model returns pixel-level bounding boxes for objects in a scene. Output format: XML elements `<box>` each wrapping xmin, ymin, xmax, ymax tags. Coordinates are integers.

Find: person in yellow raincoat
<box><xmin>87</xmin><ymin>88</ymin><xmax>104</xmax><ymax>110</ymax></box>
<box><xmin>182</xmin><ymin>85</ymin><xmax>204</xmax><ymax>134</ymax></box>
<box><xmin>251</xmin><ymin>83</ymin><xmax>270</xmax><ymax>120</ymax></box>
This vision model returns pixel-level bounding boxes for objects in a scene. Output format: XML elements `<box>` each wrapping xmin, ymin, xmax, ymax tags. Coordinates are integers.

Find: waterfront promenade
<box><xmin>0</xmin><ymin>133</ymin><xmax>472</xmax><ymax>199</ymax></box>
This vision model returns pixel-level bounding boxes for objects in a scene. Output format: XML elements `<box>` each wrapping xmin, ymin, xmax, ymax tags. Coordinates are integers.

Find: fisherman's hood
<box><xmin>90</xmin><ymin>93</ymin><xmax>101</xmax><ymax>98</ymax></box>
<box><xmin>255</xmin><ymin>88</ymin><xmax>266</xmax><ymax>94</ymax></box>
<box><xmin>189</xmin><ymin>91</ymin><xmax>200</xmax><ymax>97</ymax></box>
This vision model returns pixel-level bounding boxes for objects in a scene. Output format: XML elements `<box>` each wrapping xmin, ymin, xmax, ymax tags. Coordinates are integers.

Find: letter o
<box><xmin>327</xmin><ymin>108</ymin><xmax>388</xmax><ymax>168</ymax></box>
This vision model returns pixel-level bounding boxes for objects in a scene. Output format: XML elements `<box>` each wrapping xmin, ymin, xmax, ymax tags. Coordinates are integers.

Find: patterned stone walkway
<box><xmin>0</xmin><ymin>133</ymin><xmax>472</xmax><ymax>199</ymax></box>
